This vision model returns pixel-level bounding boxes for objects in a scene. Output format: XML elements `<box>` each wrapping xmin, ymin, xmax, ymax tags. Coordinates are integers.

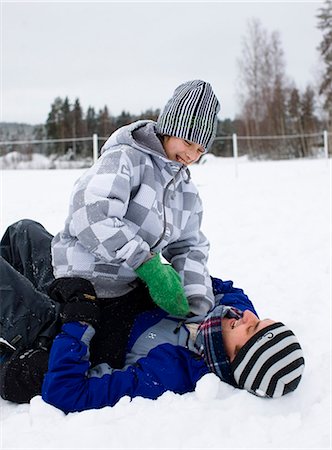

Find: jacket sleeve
<box><xmin>69</xmin><ymin>148</ymin><xmax>150</xmax><ymax>271</ymax></box>
<box><xmin>42</xmin><ymin>322</ymin><xmax>207</xmax><ymax>414</ymax></box>
<box><xmin>211</xmin><ymin>277</ymin><xmax>259</xmax><ymax>318</ymax></box>
<box><xmin>162</xmin><ymin>195</ymin><xmax>214</xmax><ymax>316</ymax></box>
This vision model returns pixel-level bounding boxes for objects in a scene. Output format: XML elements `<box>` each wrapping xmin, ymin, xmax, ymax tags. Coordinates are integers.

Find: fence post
<box><xmin>93</xmin><ymin>134</ymin><xmax>99</xmax><ymax>163</ymax></box>
<box><xmin>323</xmin><ymin>130</ymin><xmax>329</xmax><ymax>160</ymax></box>
<box><xmin>232</xmin><ymin>133</ymin><xmax>238</xmax><ymax>177</ymax></box>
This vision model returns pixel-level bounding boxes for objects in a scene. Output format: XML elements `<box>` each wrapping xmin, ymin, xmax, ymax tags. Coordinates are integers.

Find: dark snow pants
<box><xmin>0</xmin><ymin>219</ymin><xmax>155</xmax><ymax>368</ymax></box>
<box><xmin>0</xmin><ymin>219</ymin><xmax>59</xmax><ymax>353</ymax></box>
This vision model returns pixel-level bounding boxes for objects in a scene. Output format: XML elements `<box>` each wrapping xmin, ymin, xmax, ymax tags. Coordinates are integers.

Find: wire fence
<box><xmin>0</xmin><ymin>131</ymin><xmax>329</xmax><ymax>170</ymax></box>
<box><xmin>213</xmin><ymin>131</ymin><xmax>327</xmax><ymax>160</ymax></box>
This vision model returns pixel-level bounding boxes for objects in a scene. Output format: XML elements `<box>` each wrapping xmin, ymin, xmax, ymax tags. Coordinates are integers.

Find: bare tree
<box><xmin>237</xmin><ymin>19</ymin><xmax>289</xmax><ymax>157</ymax></box>
<box><xmin>237</xmin><ymin>18</ymin><xmax>268</xmax><ymax>138</ymax></box>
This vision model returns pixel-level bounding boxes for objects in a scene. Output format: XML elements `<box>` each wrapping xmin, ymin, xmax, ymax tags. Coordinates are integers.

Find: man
<box><xmin>41</xmin><ymin>274</ymin><xmax>305</xmax><ymax>413</ymax></box>
<box><xmin>0</xmin><ymin>220</ymin><xmax>305</xmax><ymax>409</ymax></box>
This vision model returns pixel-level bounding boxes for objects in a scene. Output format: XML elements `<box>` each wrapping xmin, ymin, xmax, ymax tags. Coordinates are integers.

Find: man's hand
<box><xmin>60</xmin><ymin>297</ymin><xmax>100</xmax><ymax>328</ymax></box>
<box><xmin>48</xmin><ymin>277</ymin><xmax>100</xmax><ymax>327</ymax></box>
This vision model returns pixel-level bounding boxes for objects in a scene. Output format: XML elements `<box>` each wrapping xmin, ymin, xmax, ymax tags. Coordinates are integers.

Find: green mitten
<box><xmin>135</xmin><ymin>254</ymin><xmax>190</xmax><ymax>316</ymax></box>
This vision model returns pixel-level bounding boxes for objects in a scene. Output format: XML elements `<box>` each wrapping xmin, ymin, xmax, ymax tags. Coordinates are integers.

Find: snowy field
<box><xmin>1</xmin><ymin>157</ymin><xmax>331</xmax><ymax>449</ymax></box>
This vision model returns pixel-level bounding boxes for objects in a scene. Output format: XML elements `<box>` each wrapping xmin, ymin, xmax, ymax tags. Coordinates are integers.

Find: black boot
<box><xmin>0</xmin><ymin>347</ymin><xmax>49</xmax><ymax>403</ymax></box>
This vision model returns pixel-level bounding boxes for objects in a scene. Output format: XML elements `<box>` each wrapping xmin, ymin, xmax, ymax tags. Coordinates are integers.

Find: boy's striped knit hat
<box><xmin>231</xmin><ymin>322</ymin><xmax>305</xmax><ymax>398</ymax></box>
<box><xmin>156</xmin><ymin>80</ymin><xmax>220</xmax><ymax>152</ymax></box>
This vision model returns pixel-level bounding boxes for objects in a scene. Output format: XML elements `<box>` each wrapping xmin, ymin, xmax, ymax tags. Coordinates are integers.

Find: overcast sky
<box><xmin>1</xmin><ymin>1</ymin><xmax>324</xmax><ymax>125</ymax></box>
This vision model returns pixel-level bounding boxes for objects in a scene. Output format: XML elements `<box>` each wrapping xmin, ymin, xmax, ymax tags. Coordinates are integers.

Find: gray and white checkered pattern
<box><xmin>52</xmin><ymin>120</ymin><xmax>214</xmax><ymax>315</ymax></box>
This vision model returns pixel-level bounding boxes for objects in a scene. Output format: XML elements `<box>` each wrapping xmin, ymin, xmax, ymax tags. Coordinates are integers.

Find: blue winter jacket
<box><xmin>42</xmin><ymin>278</ymin><xmax>258</xmax><ymax>413</ymax></box>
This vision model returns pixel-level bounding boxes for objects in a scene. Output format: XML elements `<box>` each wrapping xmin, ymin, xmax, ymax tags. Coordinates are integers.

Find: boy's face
<box><xmin>162</xmin><ymin>136</ymin><xmax>205</xmax><ymax>165</ymax></box>
<box><xmin>221</xmin><ymin>310</ymin><xmax>275</xmax><ymax>362</ymax></box>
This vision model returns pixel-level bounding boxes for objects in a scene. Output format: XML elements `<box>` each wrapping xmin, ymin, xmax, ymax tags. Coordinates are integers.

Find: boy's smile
<box><xmin>162</xmin><ymin>136</ymin><xmax>205</xmax><ymax>165</ymax></box>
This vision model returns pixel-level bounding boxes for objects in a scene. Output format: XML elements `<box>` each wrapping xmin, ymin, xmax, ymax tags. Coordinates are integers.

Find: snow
<box><xmin>1</xmin><ymin>157</ymin><xmax>331</xmax><ymax>449</ymax></box>
<box><xmin>0</xmin><ymin>151</ymin><xmax>92</xmax><ymax>170</ymax></box>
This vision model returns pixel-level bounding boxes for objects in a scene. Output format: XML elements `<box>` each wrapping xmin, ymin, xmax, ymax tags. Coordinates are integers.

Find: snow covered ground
<box><xmin>1</xmin><ymin>157</ymin><xmax>331</xmax><ymax>449</ymax></box>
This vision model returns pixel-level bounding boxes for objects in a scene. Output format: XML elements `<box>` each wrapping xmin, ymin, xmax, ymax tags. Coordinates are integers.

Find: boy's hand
<box><xmin>135</xmin><ymin>254</ymin><xmax>190</xmax><ymax>316</ymax></box>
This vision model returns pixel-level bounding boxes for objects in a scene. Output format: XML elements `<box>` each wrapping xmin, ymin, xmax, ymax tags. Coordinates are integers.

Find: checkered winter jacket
<box><xmin>51</xmin><ymin>120</ymin><xmax>214</xmax><ymax>315</ymax></box>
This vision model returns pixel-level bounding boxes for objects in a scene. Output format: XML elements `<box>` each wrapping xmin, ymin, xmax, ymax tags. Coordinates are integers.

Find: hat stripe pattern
<box><xmin>156</xmin><ymin>80</ymin><xmax>220</xmax><ymax>152</ymax></box>
<box><xmin>236</xmin><ymin>330</ymin><xmax>295</xmax><ymax>385</ymax></box>
<box><xmin>263</xmin><ymin>354</ymin><xmax>304</xmax><ymax>398</ymax></box>
<box><xmin>249</xmin><ymin>343</ymin><xmax>302</xmax><ymax>390</ymax></box>
<box><xmin>231</xmin><ymin>323</ymin><xmax>305</xmax><ymax>398</ymax></box>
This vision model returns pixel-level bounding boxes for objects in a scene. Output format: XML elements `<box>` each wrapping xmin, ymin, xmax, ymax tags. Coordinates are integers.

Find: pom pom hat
<box><xmin>156</xmin><ymin>80</ymin><xmax>220</xmax><ymax>152</ymax></box>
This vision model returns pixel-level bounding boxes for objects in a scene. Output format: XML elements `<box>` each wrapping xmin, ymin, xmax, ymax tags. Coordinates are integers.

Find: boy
<box><xmin>51</xmin><ymin>80</ymin><xmax>220</xmax><ymax>318</ymax></box>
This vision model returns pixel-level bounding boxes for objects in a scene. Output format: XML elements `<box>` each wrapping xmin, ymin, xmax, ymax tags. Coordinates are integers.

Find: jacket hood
<box><xmin>101</xmin><ymin>120</ymin><xmax>191</xmax><ymax>180</ymax></box>
<box><xmin>101</xmin><ymin>120</ymin><xmax>169</xmax><ymax>161</ymax></box>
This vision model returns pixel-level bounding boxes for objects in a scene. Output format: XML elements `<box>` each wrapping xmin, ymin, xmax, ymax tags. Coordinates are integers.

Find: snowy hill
<box><xmin>0</xmin><ymin>122</ymin><xmax>38</xmax><ymax>140</ymax></box>
<box><xmin>1</xmin><ymin>157</ymin><xmax>330</xmax><ymax>449</ymax></box>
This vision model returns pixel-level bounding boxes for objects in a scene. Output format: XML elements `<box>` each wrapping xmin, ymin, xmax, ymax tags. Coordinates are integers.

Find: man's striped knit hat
<box><xmin>231</xmin><ymin>322</ymin><xmax>305</xmax><ymax>398</ymax></box>
<box><xmin>156</xmin><ymin>80</ymin><xmax>220</xmax><ymax>152</ymax></box>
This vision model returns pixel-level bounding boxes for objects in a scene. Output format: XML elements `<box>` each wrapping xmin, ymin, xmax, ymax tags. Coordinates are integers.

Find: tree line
<box><xmin>3</xmin><ymin>1</ymin><xmax>331</xmax><ymax>160</ymax></box>
<box><xmin>40</xmin><ymin>2</ymin><xmax>332</xmax><ymax>160</ymax></box>
<box><xmin>40</xmin><ymin>97</ymin><xmax>161</xmax><ymax>157</ymax></box>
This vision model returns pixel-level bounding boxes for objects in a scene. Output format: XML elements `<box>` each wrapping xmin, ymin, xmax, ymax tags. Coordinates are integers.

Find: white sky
<box><xmin>1</xmin><ymin>1</ymin><xmax>324</xmax><ymax>125</ymax></box>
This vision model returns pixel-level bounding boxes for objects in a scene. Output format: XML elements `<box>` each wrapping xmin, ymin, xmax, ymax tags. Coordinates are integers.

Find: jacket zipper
<box><xmin>150</xmin><ymin>167</ymin><xmax>183</xmax><ymax>251</ymax></box>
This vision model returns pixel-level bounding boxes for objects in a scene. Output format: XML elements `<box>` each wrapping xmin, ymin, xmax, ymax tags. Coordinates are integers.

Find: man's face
<box><xmin>162</xmin><ymin>136</ymin><xmax>205</xmax><ymax>165</ymax></box>
<box><xmin>221</xmin><ymin>310</ymin><xmax>275</xmax><ymax>362</ymax></box>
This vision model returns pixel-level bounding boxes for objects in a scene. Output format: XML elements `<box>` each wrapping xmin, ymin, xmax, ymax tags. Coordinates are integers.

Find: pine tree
<box><xmin>46</xmin><ymin>97</ymin><xmax>64</xmax><ymax>155</ymax></box>
<box><xmin>72</xmin><ymin>98</ymin><xmax>86</xmax><ymax>156</ymax></box>
<box><xmin>301</xmin><ymin>86</ymin><xmax>317</xmax><ymax>132</ymax></box>
<box><xmin>62</xmin><ymin>97</ymin><xmax>72</xmax><ymax>140</ymax></box>
<box><xmin>116</xmin><ymin>110</ymin><xmax>133</xmax><ymax>129</ymax></box>
<box><xmin>86</xmin><ymin>106</ymin><xmax>97</xmax><ymax>135</ymax></box>
<box><xmin>97</xmin><ymin>106</ymin><xmax>112</xmax><ymax>138</ymax></box>
<box><xmin>46</xmin><ymin>97</ymin><xmax>63</xmax><ymax>139</ymax></box>
<box><xmin>301</xmin><ymin>85</ymin><xmax>319</xmax><ymax>156</ymax></box>
<box><xmin>72</xmin><ymin>99</ymin><xmax>84</xmax><ymax>136</ymax></box>
<box><xmin>288</xmin><ymin>87</ymin><xmax>306</xmax><ymax>157</ymax></box>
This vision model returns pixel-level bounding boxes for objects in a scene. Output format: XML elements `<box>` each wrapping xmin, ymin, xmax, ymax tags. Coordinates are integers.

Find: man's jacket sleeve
<box><xmin>211</xmin><ymin>277</ymin><xmax>259</xmax><ymax>317</ymax></box>
<box><xmin>42</xmin><ymin>322</ymin><xmax>208</xmax><ymax>414</ymax></box>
